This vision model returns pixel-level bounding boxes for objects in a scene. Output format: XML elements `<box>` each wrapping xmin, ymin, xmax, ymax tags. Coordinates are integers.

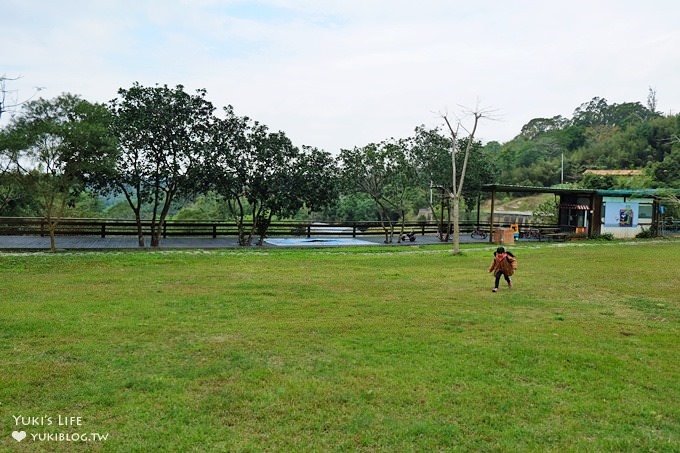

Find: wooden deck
<box><xmin>0</xmin><ymin>234</ymin><xmax>471</xmax><ymax>250</ymax></box>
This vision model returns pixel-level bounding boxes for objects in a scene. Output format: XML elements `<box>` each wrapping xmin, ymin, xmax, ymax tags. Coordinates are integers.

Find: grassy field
<box><xmin>1</xmin><ymin>240</ymin><xmax>679</xmax><ymax>451</ymax></box>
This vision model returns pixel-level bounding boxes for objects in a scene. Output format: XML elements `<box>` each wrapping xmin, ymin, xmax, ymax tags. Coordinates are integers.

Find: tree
<box><xmin>647</xmin><ymin>87</ymin><xmax>658</xmax><ymax>113</ymax></box>
<box><xmin>1</xmin><ymin>94</ymin><xmax>114</xmax><ymax>251</ymax></box>
<box><xmin>204</xmin><ymin>107</ymin><xmax>338</xmax><ymax>246</ymax></box>
<box><xmin>295</xmin><ymin>145</ymin><xmax>340</xmax><ymax>217</ymax></box>
<box><xmin>520</xmin><ymin>116</ymin><xmax>568</xmax><ymax>140</ymax></box>
<box><xmin>339</xmin><ymin>140</ymin><xmax>417</xmax><ymax>243</ymax></box>
<box><xmin>533</xmin><ymin>198</ymin><xmax>559</xmax><ymax>224</ymax></box>
<box><xmin>0</xmin><ymin>75</ymin><xmax>43</xmax><ymax>120</ymax></box>
<box><xmin>108</xmin><ymin>83</ymin><xmax>214</xmax><ymax>247</ymax></box>
<box><xmin>0</xmin><ymin>129</ymin><xmax>27</xmax><ymax>215</ymax></box>
<box><xmin>323</xmin><ymin>193</ymin><xmax>377</xmax><ymax>222</ymax></box>
<box><xmin>579</xmin><ymin>173</ymin><xmax>616</xmax><ymax>190</ymax></box>
<box><xmin>407</xmin><ymin>126</ymin><xmax>451</xmax><ymax>238</ymax></box>
<box><xmin>572</xmin><ymin>97</ymin><xmax>657</xmax><ymax>129</ymax></box>
<box><xmin>650</xmin><ymin>148</ymin><xmax>680</xmax><ymax>188</ymax></box>
<box><xmin>442</xmin><ymin>108</ymin><xmax>486</xmax><ymax>254</ymax></box>
<box><xmin>172</xmin><ymin>192</ymin><xmax>229</xmax><ymax>221</ymax></box>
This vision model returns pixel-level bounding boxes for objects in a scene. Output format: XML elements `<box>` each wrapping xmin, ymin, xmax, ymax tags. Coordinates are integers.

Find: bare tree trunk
<box><xmin>452</xmin><ymin>193</ymin><xmax>461</xmax><ymax>253</ymax></box>
<box><xmin>443</xmin><ymin>110</ymin><xmax>484</xmax><ymax>254</ymax></box>
<box><xmin>373</xmin><ymin>200</ymin><xmax>392</xmax><ymax>243</ymax></box>
<box><xmin>246</xmin><ymin>204</ymin><xmax>264</xmax><ymax>246</ymax></box>
<box><xmin>135</xmin><ymin>216</ymin><xmax>144</xmax><ymax>247</ymax></box>
<box><xmin>45</xmin><ymin>193</ymin><xmax>67</xmax><ymax>253</ymax></box>
<box><xmin>150</xmin><ymin>186</ymin><xmax>161</xmax><ymax>247</ymax></box>
<box><xmin>446</xmin><ymin>199</ymin><xmax>452</xmax><ymax>242</ymax></box>
<box><xmin>257</xmin><ymin>211</ymin><xmax>274</xmax><ymax>246</ymax></box>
<box><xmin>49</xmin><ymin>223</ymin><xmax>56</xmax><ymax>252</ymax></box>
<box><xmin>121</xmin><ymin>186</ymin><xmax>145</xmax><ymax>247</ymax></box>
<box><xmin>228</xmin><ymin>198</ymin><xmax>248</xmax><ymax>246</ymax></box>
<box><xmin>397</xmin><ymin>209</ymin><xmax>406</xmax><ymax>243</ymax></box>
<box><xmin>152</xmin><ymin>187</ymin><xmax>175</xmax><ymax>247</ymax></box>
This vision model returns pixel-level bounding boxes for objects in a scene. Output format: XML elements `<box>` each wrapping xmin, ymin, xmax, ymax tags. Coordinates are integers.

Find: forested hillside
<box><xmin>490</xmin><ymin>94</ymin><xmax>680</xmax><ymax>189</ymax></box>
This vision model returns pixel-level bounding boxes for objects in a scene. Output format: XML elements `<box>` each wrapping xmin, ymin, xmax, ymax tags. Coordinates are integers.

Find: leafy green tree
<box><xmin>340</xmin><ymin>139</ymin><xmax>417</xmax><ymax>243</ymax></box>
<box><xmin>293</xmin><ymin>145</ymin><xmax>339</xmax><ymax>217</ymax></box>
<box><xmin>520</xmin><ymin>116</ymin><xmax>568</xmax><ymax>140</ymax></box>
<box><xmin>533</xmin><ymin>198</ymin><xmax>559</xmax><ymax>224</ymax></box>
<box><xmin>323</xmin><ymin>193</ymin><xmax>378</xmax><ymax>222</ymax></box>
<box><xmin>108</xmin><ymin>83</ymin><xmax>214</xmax><ymax>247</ymax></box>
<box><xmin>579</xmin><ymin>173</ymin><xmax>616</xmax><ymax>190</ymax></box>
<box><xmin>172</xmin><ymin>192</ymin><xmax>229</xmax><ymax>221</ymax></box>
<box><xmin>0</xmin><ymin>171</ymin><xmax>40</xmax><ymax>216</ymax></box>
<box><xmin>650</xmin><ymin>148</ymin><xmax>680</xmax><ymax>188</ymax></box>
<box><xmin>571</xmin><ymin>97</ymin><xmax>656</xmax><ymax>128</ymax></box>
<box><xmin>1</xmin><ymin>129</ymin><xmax>37</xmax><ymax>215</ymax></box>
<box><xmin>64</xmin><ymin>191</ymin><xmax>107</xmax><ymax>218</ymax></box>
<box><xmin>1</xmin><ymin>94</ymin><xmax>114</xmax><ymax>251</ymax></box>
<box><xmin>203</xmin><ymin>107</ymin><xmax>338</xmax><ymax>246</ymax></box>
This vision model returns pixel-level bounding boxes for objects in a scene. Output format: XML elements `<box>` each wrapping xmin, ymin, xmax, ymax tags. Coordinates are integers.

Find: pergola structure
<box><xmin>481</xmin><ymin>184</ymin><xmax>599</xmax><ymax>238</ymax></box>
<box><xmin>481</xmin><ymin>184</ymin><xmax>679</xmax><ymax>239</ymax></box>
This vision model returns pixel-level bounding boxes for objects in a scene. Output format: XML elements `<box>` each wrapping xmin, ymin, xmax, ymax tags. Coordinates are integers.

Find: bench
<box><xmin>541</xmin><ymin>232</ymin><xmax>568</xmax><ymax>241</ymax></box>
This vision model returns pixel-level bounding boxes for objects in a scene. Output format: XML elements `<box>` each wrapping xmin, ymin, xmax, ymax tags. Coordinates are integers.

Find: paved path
<box><xmin>0</xmin><ymin>234</ymin><xmax>488</xmax><ymax>250</ymax></box>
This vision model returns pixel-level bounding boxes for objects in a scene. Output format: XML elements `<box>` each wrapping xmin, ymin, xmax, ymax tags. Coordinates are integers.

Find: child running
<box><xmin>488</xmin><ymin>246</ymin><xmax>517</xmax><ymax>293</ymax></box>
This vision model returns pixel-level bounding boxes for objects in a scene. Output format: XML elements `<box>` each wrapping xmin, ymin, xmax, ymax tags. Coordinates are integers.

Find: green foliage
<box><xmin>339</xmin><ymin>140</ymin><xmax>419</xmax><ymax>241</ymax></box>
<box><xmin>200</xmin><ymin>107</ymin><xmax>339</xmax><ymax>245</ymax></box>
<box><xmin>590</xmin><ymin>232</ymin><xmax>615</xmax><ymax>241</ymax></box>
<box><xmin>650</xmin><ymin>148</ymin><xmax>680</xmax><ymax>188</ymax></box>
<box><xmin>0</xmin><ymin>94</ymin><xmax>115</xmax><ymax>249</ymax></box>
<box><xmin>4</xmin><ymin>88</ymin><xmax>679</xmax><ymax>236</ymax></box>
<box><xmin>108</xmin><ymin>83</ymin><xmax>215</xmax><ymax>246</ymax></box>
<box><xmin>104</xmin><ymin>200</ymin><xmax>136</xmax><ymax>219</ymax></box>
<box><xmin>533</xmin><ymin>197</ymin><xmax>559</xmax><ymax>224</ymax></box>
<box><xmin>172</xmin><ymin>192</ymin><xmax>229</xmax><ymax>221</ymax></box>
<box><xmin>63</xmin><ymin>191</ymin><xmax>107</xmax><ymax>218</ymax></box>
<box><xmin>500</xmin><ymin>96</ymin><xmax>677</xmax><ymax>189</ymax></box>
<box><xmin>579</xmin><ymin>173</ymin><xmax>616</xmax><ymax>189</ymax></box>
<box><xmin>0</xmin><ymin>171</ymin><xmax>41</xmax><ymax>216</ymax></box>
<box><xmin>324</xmin><ymin>193</ymin><xmax>378</xmax><ymax>222</ymax></box>
<box><xmin>635</xmin><ymin>227</ymin><xmax>655</xmax><ymax>239</ymax></box>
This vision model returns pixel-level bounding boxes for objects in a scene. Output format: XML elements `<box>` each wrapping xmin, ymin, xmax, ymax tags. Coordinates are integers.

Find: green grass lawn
<box><xmin>1</xmin><ymin>240</ymin><xmax>679</xmax><ymax>451</ymax></box>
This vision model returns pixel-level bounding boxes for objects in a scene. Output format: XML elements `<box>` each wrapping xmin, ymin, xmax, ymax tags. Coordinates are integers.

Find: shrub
<box><xmin>635</xmin><ymin>227</ymin><xmax>654</xmax><ymax>239</ymax></box>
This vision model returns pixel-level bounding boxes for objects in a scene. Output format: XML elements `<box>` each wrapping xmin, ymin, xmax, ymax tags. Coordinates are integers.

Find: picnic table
<box><xmin>539</xmin><ymin>228</ymin><xmax>568</xmax><ymax>241</ymax></box>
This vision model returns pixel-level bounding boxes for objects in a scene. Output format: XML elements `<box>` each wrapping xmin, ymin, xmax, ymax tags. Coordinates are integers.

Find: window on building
<box><xmin>639</xmin><ymin>204</ymin><xmax>653</xmax><ymax>220</ymax></box>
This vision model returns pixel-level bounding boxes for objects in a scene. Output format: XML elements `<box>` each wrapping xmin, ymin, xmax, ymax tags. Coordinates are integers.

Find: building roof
<box><xmin>598</xmin><ymin>189</ymin><xmax>680</xmax><ymax>197</ymax></box>
<box><xmin>482</xmin><ymin>184</ymin><xmax>680</xmax><ymax>199</ymax></box>
<box><xmin>481</xmin><ymin>184</ymin><xmax>597</xmax><ymax>195</ymax></box>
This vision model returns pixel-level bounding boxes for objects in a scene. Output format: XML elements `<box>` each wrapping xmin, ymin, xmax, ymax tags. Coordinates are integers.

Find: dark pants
<box><xmin>494</xmin><ymin>271</ymin><xmax>511</xmax><ymax>288</ymax></box>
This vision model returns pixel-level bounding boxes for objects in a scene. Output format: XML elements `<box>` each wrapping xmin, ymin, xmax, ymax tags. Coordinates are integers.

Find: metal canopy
<box><xmin>481</xmin><ymin>184</ymin><xmax>597</xmax><ymax>195</ymax></box>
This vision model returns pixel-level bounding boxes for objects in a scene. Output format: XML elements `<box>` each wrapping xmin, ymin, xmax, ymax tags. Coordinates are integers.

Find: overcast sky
<box><xmin>3</xmin><ymin>0</ymin><xmax>679</xmax><ymax>153</ymax></box>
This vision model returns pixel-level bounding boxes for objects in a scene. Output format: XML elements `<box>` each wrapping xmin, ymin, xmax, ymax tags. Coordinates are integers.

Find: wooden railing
<box><xmin>0</xmin><ymin>217</ymin><xmax>527</xmax><ymax>239</ymax></box>
<box><xmin>0</xmin><ymin>217</ymin><xmax>587</xmax><ymax>244</ymax></box>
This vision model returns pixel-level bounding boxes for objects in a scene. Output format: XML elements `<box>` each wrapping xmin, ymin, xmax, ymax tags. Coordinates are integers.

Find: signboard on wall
<box><xmin>605</xmin><ymin>202</ymin><xmax>639</xmax><ymax>227</ymax></box>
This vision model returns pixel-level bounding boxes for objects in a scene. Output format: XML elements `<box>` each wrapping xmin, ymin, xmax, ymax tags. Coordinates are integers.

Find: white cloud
<box><xmin>3</xmin><ymin>0</ymin><xmax>679</xmax><ymax>152</ymax></box>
